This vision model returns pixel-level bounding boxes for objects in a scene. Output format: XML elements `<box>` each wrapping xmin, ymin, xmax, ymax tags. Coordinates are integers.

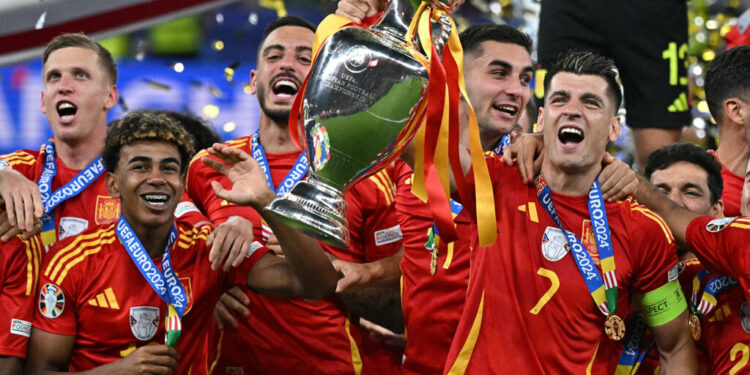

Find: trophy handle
<box><xmin>369</xmin><ymin>0</ymin><xmax>416</xmax><ymax>42</ymax></box>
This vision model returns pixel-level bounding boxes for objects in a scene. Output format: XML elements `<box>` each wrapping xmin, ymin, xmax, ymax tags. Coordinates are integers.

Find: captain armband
<box><xmin>637</xmin><ymin>280</ymin><xmax>687</xmax><ymax>327</ymax></box>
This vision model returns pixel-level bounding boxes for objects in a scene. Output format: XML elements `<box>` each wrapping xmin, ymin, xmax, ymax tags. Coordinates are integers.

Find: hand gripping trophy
<box><xmin>269</xmin><ymin>0</ymin><xmax>496</xmax><ymax>249</ymax></box>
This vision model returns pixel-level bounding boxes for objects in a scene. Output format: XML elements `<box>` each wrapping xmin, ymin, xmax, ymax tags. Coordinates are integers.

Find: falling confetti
<box><xmin>248</xmin><ymin>12</ymin><xmax>258</xmax><ymax>26</ymax></box>
<box><xmin>203</xmin><ymin>104</ymin><xmax>220</xmax><ymax>118</ymax></box>
<box><xmin>142</xmin><ymin>79</ymin><xmax>171</xmax><ymax>91</ymax></box>
<box><xmin>223</xmin><ymin>122</ymin><xmax>237</xmax><ymax>132</ymax></box>
<box><xmin>224</xmin><ymin>61</ymin><xmax>240</xmax><ymax>82</ymax></box>
<box><xmin>35</xmin><ymin>11</ymin><xmax>47</xmax><ymax>30</ymax></box>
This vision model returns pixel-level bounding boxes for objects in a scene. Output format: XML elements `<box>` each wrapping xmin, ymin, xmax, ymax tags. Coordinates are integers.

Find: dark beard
<box><xmin>257</xmin><ymin>82</ymin><xmax>292</xmax><ymax>126</ymax></box>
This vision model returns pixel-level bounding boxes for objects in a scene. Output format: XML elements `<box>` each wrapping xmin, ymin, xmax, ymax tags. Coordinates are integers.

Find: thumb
<box><xmin>211</xmin><ymin>181</ymin><xmax>230</xmax><ymax>201</ymax></box>
<box><xmin>601</xmin><ymin>152</ymin><xmax>615</xmax><ymax>165</ymax></box>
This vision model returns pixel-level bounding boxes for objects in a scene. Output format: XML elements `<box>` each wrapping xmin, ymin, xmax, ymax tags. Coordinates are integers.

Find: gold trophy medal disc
<box><xmin>604</xmin><ymin>314</ymin><xmax>626</xmax><ymax>341</ymax></box>
<box><xmin>689</xmin><ymin>314</ymin><xmax>702</xmax><ymax>341</ymax></box>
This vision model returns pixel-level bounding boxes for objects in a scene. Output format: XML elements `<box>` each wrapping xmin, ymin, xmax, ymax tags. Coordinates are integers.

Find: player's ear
<box><xmin>536</xmin><ymin>107</ymin><xmax>545</xmax><ymax>133</ymax></box>
<box><xmin>105</xmin><ymin>171</ymin><xmax>120</xmax><ymax>198</ymax></box>
<box><xmin>608</xmin><ymin>115</ymin><xmax>621</xmax><ymax>143</ymax></box>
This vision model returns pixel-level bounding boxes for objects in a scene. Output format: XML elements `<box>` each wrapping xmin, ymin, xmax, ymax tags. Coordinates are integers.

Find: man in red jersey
<box><xmin>0</xmin><ymin>33</ymin><xmax>119</xmax><ymax>374</ymax></box>
<box><xmin>704</xmin><ymin>46</ymin><xmax>750</xmax><ymax>217</ymax></box>
<box><xmin>187</xmin><ymin>16</ymin><xmax>404</xmax><ymax>374</ymax></box>
<box><xmin>336</xmin><ymin>1</ymin><xmax>534</xmax><ymax>372</ymax></box>
<box><xmin>441</xmin><ymin>51</ymin><xmax>696</xmax><ymax>374</ymax></box>
<box><xmin>631</xmin><ymin>142</ymin><xmax>750</xmax><ymax>374</ymax></box>
<box><xmin>0</xmin><ymin>34</ymin><xmax>243</xmax><ymax>374</ymax></box>
<box><xmin>26</xmin><ymin>111</ymin><xmax>339</xmax><ymax>374</ymax></box>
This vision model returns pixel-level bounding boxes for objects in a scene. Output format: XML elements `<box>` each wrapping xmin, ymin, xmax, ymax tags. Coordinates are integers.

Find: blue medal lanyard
<box><xmin>250</xmin><ymin>131</ymin><xmax>308</xmax><ymax>196</ymax></box>
<box><xmin>115</xmin><ymin>215</ymin><xmax>186</xmax><ymax>317</ymax></box>
<box><xmin>535</xmin><ymin>174</ymin><xmax>619</xmax><ymax>316</ymax></box>
<box><xmin>691</xmin><ymin>270</ymin><xmax>738</xmax><ymax>318</ymax></box>
<box><xmin>37</xmin><ymin>141</ymin><xmax>105</xmax><ymax>246</ymax></box>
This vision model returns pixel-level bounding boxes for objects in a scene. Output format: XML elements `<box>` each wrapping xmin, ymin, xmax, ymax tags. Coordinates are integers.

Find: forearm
<box><xmin>0</xmin><ymin>356</ymin><xmax>22</xmax><ymax>375</ymax></box>
<box><xmin>252</xmin><ymin>192</ymin><xmax>338</xmax><ymax>298</ymax></box>
<box><xmin>338</xmin><ymin>285</ymin><xmax>404</xmax><ymax>333</ymax></box>
<box><xmin>634</xmin><ymin>175</ymin><xmax>697</xmax><ymax>248</ymax></box>
<box><xmin>360</xmin><ymin>248</ymin><xmax>403</xmax><ymax>288</ymax></box>
<box><xmin>652</xmin><ymin>311</ymin><xmax>698</xmax><ymax>375</ymax></box>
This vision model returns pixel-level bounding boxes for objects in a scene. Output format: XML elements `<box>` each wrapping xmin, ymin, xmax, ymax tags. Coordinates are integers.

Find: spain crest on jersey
<box><xmin>130</xmin><ymin>306</ymin><xmax>160</xmax><ymax>341</ymax></box>
<box><xmin>706</xmin><ymin>217</ymin><xmax>737</xmax><ymax>233</ymax></box>
<box><xmin>95</xmin><ymin>195</ymin><xmax>120</xmax><ymax>224</ymax></box>
<box><xmin>580</xmin><ymin>220</ymin><xmax>601</xmax><ymax>266</ymax></box>
<box><xmin>39</xmin><ymin>283</ymin><xmax>64</xmax><ymax>318</ymax></box>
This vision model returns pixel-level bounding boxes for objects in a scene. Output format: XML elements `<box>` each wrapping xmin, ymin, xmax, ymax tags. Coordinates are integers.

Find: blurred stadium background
<box><xmin>0</xmin><ymin>0</ymin><xmax>747</xmax><ymax>161</ymax></box>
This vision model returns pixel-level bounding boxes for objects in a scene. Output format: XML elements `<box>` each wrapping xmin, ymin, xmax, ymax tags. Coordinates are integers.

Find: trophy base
<box><xmin>265</xmin><ymin>178</ymin><xmax>349</xmax><ymax>248</ymax></box>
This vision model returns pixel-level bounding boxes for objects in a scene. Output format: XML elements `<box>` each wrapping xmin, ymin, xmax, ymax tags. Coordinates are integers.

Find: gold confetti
<box><xmin>203</xmin><ymin>105</ymin><xmax>220</xmax><ymax>119</ymax></box>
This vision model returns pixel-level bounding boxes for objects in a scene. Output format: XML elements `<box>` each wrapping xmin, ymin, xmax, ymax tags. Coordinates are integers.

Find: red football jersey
<box><xmin>0</xmin><ymin>144</ymin><xmax>119</xmax><ymax>358</ymax></box>
<box><xmin>187</xmin><ymin>136</ymin><xmax>402</xmax><ymax>375</ymax></box>
<box><xmin>709</xmin><ymin>150</ymin><xmax>743</xmax><ymax>218</ymax></box>
<box><xmin>1</xmin><ymin>145</ymin><xmax>121</xmax><ymax>244</ymax></box>
<box><xmin>394</xmin><ymin>159</ymin><xmax>472</xmax><ymax>375</ymax></box>
<box><xmin>687</xmin><ymin>216</ymin><xmax>750</xmax><ymax>304</ymax></box>
<box><xmin>444</xmin><ymin>157</ymin><xmax>680</xmax><ymax>374</ymax></box>
<box><xmin>0</xmin><ymin>236</ymin><xmax>43</xmax><ymax>358</ymax></box>
<box><xmin>33</xmin><ymin>222</ymin><xmax>263</xmax><ymax>373</ymax></box>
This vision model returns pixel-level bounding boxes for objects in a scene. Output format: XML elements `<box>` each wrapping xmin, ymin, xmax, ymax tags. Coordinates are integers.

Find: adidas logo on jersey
<box><xmin>88</xmin><ymin>287</ymin><xmax>120</xmax><ymax>309</ymax></box>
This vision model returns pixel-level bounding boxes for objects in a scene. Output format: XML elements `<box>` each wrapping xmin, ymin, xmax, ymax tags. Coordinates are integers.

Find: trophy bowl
<box><xmin>267</xmin><ymin>0</ymin><xmax>430</xmax><ymax>247</ymax></box>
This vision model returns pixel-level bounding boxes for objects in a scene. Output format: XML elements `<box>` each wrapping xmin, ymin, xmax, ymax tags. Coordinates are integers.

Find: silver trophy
<box><xmin>268</xmin><ymin>0</ymin><xmax>455</xmax><ymax>247</ymax></box>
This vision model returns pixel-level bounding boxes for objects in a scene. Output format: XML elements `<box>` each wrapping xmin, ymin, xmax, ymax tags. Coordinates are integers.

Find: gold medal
<box><xmin>604</xmin><ymin>314</ymin><xmax>626</xmax><ymax>341</ymax></box>
<box><xmin>430</xmin><ymin>248</ymin><xmax>438</xmax><ymax>275</ymax></box>
<box><xmin>688</xmin><ymin>314</ymin><xmax>702</xmax><ymax>341</ymax></box>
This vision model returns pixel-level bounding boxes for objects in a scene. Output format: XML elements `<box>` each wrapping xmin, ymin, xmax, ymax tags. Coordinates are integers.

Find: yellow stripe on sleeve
<box><xmin>55</xmin><ymin>235</ymin><xmax>117</xmax><ymax>284</ymax></box>
<box><xmin>632</xmin><ymin>207</ymin><xmax>674</xmax><ymax>243</ymax></box>
<box><xmin>45</xmin><ymin>227</ymin><xmax>114</xmax><ymax>278</ymax></box>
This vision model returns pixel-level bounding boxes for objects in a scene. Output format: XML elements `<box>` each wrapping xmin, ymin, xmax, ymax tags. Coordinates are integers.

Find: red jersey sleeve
<box><xmin>0</xmin><ymin>237</ymin><xmax>43</xmax><ymax>358</ymax></box>
<box><xmin>686</xmin><ymin>216</ymin><xmax>750</xmax><ymax>280</ymax></box>
<box><xmin>626</xmin><ymin>203</ymin><xmax>680</xmax><ymax>294</ymax></box>
<box><xmin>33</xmin><ymin>236</ymin><xmax>83</xmax><ymax>336</ymax></box>
<box><xmin>174</xmin><ymin>193</ymin><xmax>211</xmax><ymax>228</ymax></box>
<box><xmin>0</xmin><ymin>149</ymin><xmax>41</xmax><ymax>181</ymax></box>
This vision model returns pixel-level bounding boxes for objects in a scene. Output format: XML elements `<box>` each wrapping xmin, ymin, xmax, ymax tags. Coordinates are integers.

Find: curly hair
<box><xmin>103</xmin><ymin>111</ymin><xmax>195</xmax><ymax>174</ymax></box>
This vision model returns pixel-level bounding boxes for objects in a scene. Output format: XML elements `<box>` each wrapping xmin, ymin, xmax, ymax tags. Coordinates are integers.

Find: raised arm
<box><xmin>203</xmin><ymin>144</ymin><xmax>339</xmax><ymax>299</ymax></box>
<box><xmin>634</xmin><ymin>175</ymin><xmax>700</xmax><ymax>249</ymax></box>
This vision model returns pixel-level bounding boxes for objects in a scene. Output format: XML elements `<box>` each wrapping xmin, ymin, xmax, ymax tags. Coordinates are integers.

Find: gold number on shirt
<box><xmin>730</xmin><ymin>343</ymin><xmax>749</xmax><ymax>375</ymax></box>
<box><xmin>530</xmin><ymin>267</ymin><xmax>559</xmax><ymax>315</ymax></box>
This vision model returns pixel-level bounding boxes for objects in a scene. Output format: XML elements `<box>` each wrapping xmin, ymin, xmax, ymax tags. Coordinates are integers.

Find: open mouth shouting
<box><xmin>558</xmin><ymin>126</ymin><xmax>584</xmax><ymax>146</ymax></box>
<box><xmin>271</xmin><ymin>76</ymin><xmax>300</xmax><ymax>100</ymax></box>
<box><xmin>57</xmin><ymin>101</ymin><xmax>78</xmax><ymax>123</ymax></box>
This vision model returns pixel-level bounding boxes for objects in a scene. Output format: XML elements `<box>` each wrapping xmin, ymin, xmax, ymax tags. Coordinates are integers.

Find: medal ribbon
<box><xmin>492</xmin><ymin>134</ymin><xmax>511</xmax><ymax>156</ymax></box>
<box><xmin>250</xmin><ymin>131</ymin><xmax>308</xmax><ymax>196</ymax></box>
<box><xmin>615</xmin><ymin>312</ymin><xmax>654</xmax><ymax>374</ymax></box>
<box><xmin>115</xmin><ymin>216</ymin><xmax>186</xmax><ymax>345</ymax></box>
<box><xmin>37</xmin><ymin>141</ymin><xmax>105</xmax><ymax>246</ymax></box>
<box><xmin>692</xmin><ymin>271</ymin><xmax>738</xmax><ymax>317</ymax></box>
<box><xmin>535</xmin><ymin>174</ymin><xmax>618</xmax><ymax>315</ymax></box>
